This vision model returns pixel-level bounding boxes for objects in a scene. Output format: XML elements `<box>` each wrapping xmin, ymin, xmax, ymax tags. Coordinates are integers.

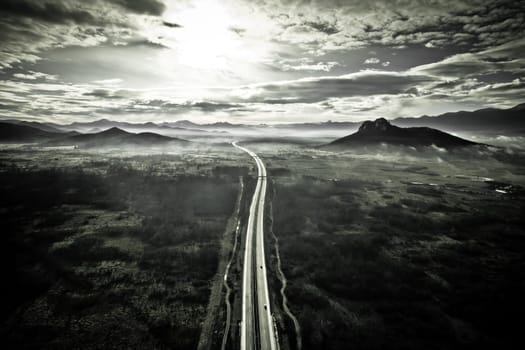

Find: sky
<box><xmin>0</xmin><ymin>0</ymin><xmax>524</xmax><ymax>124</ymax></box>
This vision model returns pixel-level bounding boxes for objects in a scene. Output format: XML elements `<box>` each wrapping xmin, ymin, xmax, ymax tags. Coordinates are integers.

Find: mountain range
<box><xmin>0</xmin><ymin>122</ymin><xmax>76</xmax><ymax>142</ymax></box>
<box><xmin>46</xmin><ymin>127</ymin><xmax>189</xmax><ymax>148</ymax></box>
<box><xmin>1</xmin><ymin>103</ymin><xmax>523</xmax><ymax>134</ymax></box>
<box><xmin>0</xmin><ymin>103</ymin><xmax>523</xmax><ymax>148</ymax></box>
<box><xmin>392</xmin><ymin>103</ymin><xmax>525</xmax><ymax>133</ymax></box>
<box><xmin>0</xmin><ymin>123</ymin><xmax>188</xmax><ymax>148</ymax></box>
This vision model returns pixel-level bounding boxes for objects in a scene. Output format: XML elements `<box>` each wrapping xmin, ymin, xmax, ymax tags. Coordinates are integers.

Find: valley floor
<box><xmin>1</xmin><ymin>142</ymin><xmax>525</xmax><ymax>350</ymax></box>
<box><xmin>259</xmin><ymin>143</ymin><xmax>525</xmax><ymax>350</ymax></box>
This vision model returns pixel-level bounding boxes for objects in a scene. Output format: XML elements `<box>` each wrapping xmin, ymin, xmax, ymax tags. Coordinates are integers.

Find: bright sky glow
<box><xmin>0</xmin><ymin>0</ymin><xmax>524</xmax><ymax>124</ymax></box>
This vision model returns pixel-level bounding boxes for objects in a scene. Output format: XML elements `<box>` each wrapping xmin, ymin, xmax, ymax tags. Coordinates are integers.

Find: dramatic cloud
<box><xmin>0</xmin><ymin>0</ymin><xmax>524</xmax><ymax>123</ymax></box>
<box><xmin>0</xmin><ymin>0</ymin><xmax>97</xmax><ymax>24</ymax></box>
<box><xmin>272</xmin><ymin>58</ymin><xmax>341</xmax><ymax>72</ymax></box>
<box><xmin>162</xmin><ymin>20</ymin><xmax>181</xmax><ymax>28</ymax></box>
<box><xmin>0</xmin><ymin>0</ymin><xmax>167</xmax><ymax>68</ymax></box>
<box><xmin>231</xmin><ymin>71</ymin><xmax>436</xmax><ymax>104</ymax></box>
<box><xmin>303</xmin><ymin>20</ymin><xmax>340</xmax><ymax>35</ymax></box>
<box><xmin>13</xmin><ymin>71</ymin><xmax>58</xmax><ymax>81</ymax></box>
<box><xmin>0</xmin><ymin>0</ymin><xmax>166</xmax><ymax>20</ymax></box>
<box><xmin>412</xmin><ymin>38</ymin><xmax>525</xmax><ymax>78</ymax></box>
<box><xmin>108</xmin><ymin>0</ymin><xmax>166</xmax><ymax>15</ymax></box>
<box><xmin>262</xmin><ymin>0</ymin><xmax>525</xmax><ymax>51</ymax></box>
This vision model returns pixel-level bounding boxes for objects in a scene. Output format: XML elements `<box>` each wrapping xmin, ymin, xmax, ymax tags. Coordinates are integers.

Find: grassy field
<box><xmin>2</xmin><ymin>141</ymin><xmax>525</xmax><ymax>350</ymax></box>
<box><xmin>0</xmin><ymin>146</ymin><xmax>244</xmax><ymax>349</ymax></box>
<box><xmin>262</xmin><ymin>143</ymin><xmax>525</xmax><ymax>350</ymax></box>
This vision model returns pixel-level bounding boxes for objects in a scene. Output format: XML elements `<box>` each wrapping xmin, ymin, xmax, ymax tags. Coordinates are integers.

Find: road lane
<box><xmin>233</xmin><ymin>142</ymin><xmax>277</xmax><ymax>350</ymax></box>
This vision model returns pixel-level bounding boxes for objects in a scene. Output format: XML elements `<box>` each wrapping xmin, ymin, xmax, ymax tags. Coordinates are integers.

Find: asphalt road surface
<box><xmin>233</xmin><ymin>142</ymin><xmax>277</xmax><ymax>350</ymax></box>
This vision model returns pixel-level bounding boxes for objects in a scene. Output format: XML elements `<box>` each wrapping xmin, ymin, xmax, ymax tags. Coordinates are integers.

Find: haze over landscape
<box><xmin>1</xmin><ymin>1</ymin><xmax>525</xmax><ymax>350</ymax></box>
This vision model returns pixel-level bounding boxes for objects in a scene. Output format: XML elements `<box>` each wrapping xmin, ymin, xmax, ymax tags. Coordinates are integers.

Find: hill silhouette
<box><xmin>47</xmin><ymin>127</ymin><xmax>189</xmax><ymax>148</ymax></box>
<box><xmin>393</xmin><ymin>103</ymin><xmax>525</xmax><ymax>132</ymax></box>
<box><xmin>0</xmin><ymin>122</ymin><xmax>71</xmax><ymax>142</ymax></box>
<box><xmin>326</xmin><ymin>118</ymin><xmax>479</xmax><ymax>149</ymax></box>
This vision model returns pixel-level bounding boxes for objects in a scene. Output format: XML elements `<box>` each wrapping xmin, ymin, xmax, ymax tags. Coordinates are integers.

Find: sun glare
<box><xmin>163</xmin><ymin>0</ymin><xmax>241</xmax><ymax>69</ymax></box>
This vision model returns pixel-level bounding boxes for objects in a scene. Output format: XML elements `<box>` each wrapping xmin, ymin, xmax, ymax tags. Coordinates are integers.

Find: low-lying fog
<box><xmin>121</xmin><ymin>126</ymin><xmax>525</xmax><ymax>151</ymax></box>
<box><xmin>3</xmin><ymin>124</ymin><xmax>525</xmax><ymax>161</ymax></box>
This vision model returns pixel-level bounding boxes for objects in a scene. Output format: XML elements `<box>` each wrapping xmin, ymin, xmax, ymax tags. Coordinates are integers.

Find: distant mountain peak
<box><xmin>171</xmin><ymin>119</ymin><xmax>200</xmax><ymax>128</ymax></box>
<box><xmin>358</xmin><ymin>118</ymin><xmax>393</xmax><ymax>133</ymax></box>
<box><xmin>326</xmin><ymin>118</ymin><xmax>479</xmax><ymax>149</ymax></box>
<box><xmin>43</xmin><ymin>127</ymin><xmax>188</xmax><ymax>148</ymax></box>
<box><xmin>99</xmin><ymin>127</ymin><xmax>129</xmax><ymax>136</ymax></box>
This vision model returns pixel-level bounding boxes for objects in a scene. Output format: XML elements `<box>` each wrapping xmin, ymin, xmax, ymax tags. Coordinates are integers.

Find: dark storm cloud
<box><xmin>83</xmin><ymin>89</ymin><xmax>127</xmax><ymax>99</ymax></box>
<box><xmin>0</xmin><ymin>0</ymin><xmax>166</xmax><ymax>24</ymax></box>
<box><xmin>191</xmin><ymin>102</ymin><xmax>245</xmax><ymax>112</ymax></box>
<box><xmin>119</xmin><ymin>99</ymin><xmax>247</xmax><ymax>114</ymax></box>
<box><xmin>0</xmin><ymin>0</ymin><xmax>167</xmax><ymax>69</ymax></box>
<box><xmin>125</xmin><ymin>39</ymin><xmax>170</xmax><ymax>48</ymax></box>
<box><xmin>0</xmin><ymin>0</ymin><xmax>96</xmax><ymax>24</ymax></box>
<box><xmin>238</xmin><ymin>71</ymin><xmax>436</xmax><ymax>104</ymax></box>
<box><xmin>303</xmin><ymin>20</ymin><xmax>339</xmax><ymax>35</ymax></box>
<box><xmin>163</xmin><ymin>21</ymin><xmax>182</xmax><ymax>28</ymax></box>
<box><xmin>108</xmin><ymin>0</ymin><xmax>166</xmax><ymax>16</ymax></box>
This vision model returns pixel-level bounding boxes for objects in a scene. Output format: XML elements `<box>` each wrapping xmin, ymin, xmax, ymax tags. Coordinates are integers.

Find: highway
<box><xmin>233</xmin><ymin>142</ymin><xmax>277</xmax><ymax>350</ymax></box>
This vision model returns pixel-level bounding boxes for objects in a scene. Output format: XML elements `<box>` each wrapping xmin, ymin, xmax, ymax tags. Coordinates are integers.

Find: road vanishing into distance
<box><xmin>232</xmin><ymin>142</ymin><xmax>278</xmax><ymax>350</ymax></box>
